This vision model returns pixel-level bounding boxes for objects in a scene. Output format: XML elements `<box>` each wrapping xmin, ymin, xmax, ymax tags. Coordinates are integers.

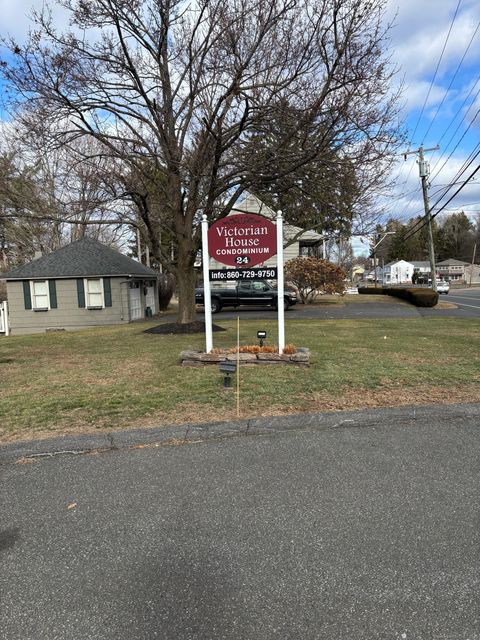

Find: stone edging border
<box><xmin>180</xmin><ymin>348</ymin><xmax>310</xmax><ymax>366</ymax></box>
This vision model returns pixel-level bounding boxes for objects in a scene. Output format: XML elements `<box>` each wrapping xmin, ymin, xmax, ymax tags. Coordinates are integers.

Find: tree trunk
<box><xmin>175</xmin><ymin>250</ymin><xmax>197</xmax><ymax>323</ymax></box>
<box><xmin>175</xmin><ymin>218</ymin><xmax>198</xmax><ymax>324</ymax></box>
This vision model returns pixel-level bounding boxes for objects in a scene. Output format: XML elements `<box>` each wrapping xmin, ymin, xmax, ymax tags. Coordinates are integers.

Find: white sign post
<box><xmin>201</xmin><ymin>214</ymin><xmax>213</xmax><ymax>353</ymax></box>
<box><xmin>276</xmin><ymin>210</ymin><xmax>285</xmax><ymax>354</ymax></box>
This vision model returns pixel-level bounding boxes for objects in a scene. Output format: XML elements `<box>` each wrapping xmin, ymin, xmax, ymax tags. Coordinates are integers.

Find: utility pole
<box><xmin>404</xmin><ymin>145</ymin><xmax>439</xmax><ymax>291</ymax></box>
<box><xmin>469</xmin><ymin>242</ymin><xmax>477</xmax><ymax>287</ymax></box>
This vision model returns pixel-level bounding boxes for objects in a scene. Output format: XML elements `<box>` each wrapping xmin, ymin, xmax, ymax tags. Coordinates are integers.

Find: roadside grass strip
<box><xmin>0</xmin><ymin>317</ymin><xmax>479</xmax><ymax>441</ymax></box>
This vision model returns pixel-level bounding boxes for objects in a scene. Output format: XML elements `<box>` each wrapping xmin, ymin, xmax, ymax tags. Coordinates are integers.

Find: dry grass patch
<box><xmin>1</xmin><ymin>317</ymin><xmax>479</xmax><ymax>443</ymax></box>
<box><xmin>303</xmin><ymin>384</ymin><xmax>479</xmax><ymax>412</ymax></box>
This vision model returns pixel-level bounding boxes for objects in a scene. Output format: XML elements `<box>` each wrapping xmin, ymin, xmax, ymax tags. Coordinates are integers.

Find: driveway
<box><xmin>196</xmin><ymin>286</ymin><xmax>480</xmax><ymax>320</ymax></box>
<box><xmin>1</xmin><ymin>404</ymin><xmax>479</xmax><ymax>639</ymax></box>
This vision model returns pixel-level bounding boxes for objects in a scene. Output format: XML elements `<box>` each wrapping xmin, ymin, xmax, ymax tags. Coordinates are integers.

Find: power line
<box><xmin>432</xmin><ymin>163</ymin><xmax>480</xmax><ymax>218</ymax></box>
<box><xmin>432</xmin><ymin>75</ymin><xmax>480</xmax><ymax>158</ymax></box>
<box><xmin>430</xmin><ymin>102</ymin><xmax>480</xmax><ymax>181</ymax></box>
<box><xmin>403</xmin><ymin>140</ymin><xmax>480</xmax><ymax>239</ymax></box>
<box><xmin>400</xmin><ymin>143</ymin><xmax>480</xmax><ymax>242</ymax></box>
<box><xmin>388</xmin><ymin>5</ymin><xmax>480</xmax><ymax>229</ymax></box>
<box><xmin>430</xmin><ymin>141</ymin><xmax>480</xmax><ymax>209</ymax></box>
<box><xmin>441</xmin><ymin>204</ymin><xmax>480</xmax><ymax>211</ymax></box>
<box><xmin>409</xmin><ymin>0</ymin><xmax>463</xmax><ymax>145</ymax></box>
<box><xmin>421</xmin><ymin>20</ymin><xmax>480</xmax><ymax>144</ymax></box>
<box><xmin>430</xmin><ymin>144</ymin><xmax>480</xmax><ymax>210</ymax></box>
<box><xmin>403</xmin><ymin>161</ymin><xmax>480</xmax><ymax>242</ymax></box>
<box><xmin>397</xmin><ymin>2</ymin><xmax>463</xmax><ymax>219</ymax></box>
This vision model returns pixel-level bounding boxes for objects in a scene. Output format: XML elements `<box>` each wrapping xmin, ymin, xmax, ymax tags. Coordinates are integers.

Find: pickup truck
<box><xmin>195</xmin><ymin>280</ymin><xmax>297</xmax><ymax>313</ymax></box>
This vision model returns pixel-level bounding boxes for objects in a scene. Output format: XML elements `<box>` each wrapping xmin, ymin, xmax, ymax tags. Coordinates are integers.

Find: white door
<box><xmin>129</xmin><ymin>288</ymin><xmax>142</xmax><ymax>321</ymax></box>
<box><xmin>0</xmin><ymin>303</ymin><xmax>4</xmax><ymax>333</ymax></box>
<box><xmin>145</xmin><ymin>286</ymin><xmax>156</xmax><ymax>314</ymax></box>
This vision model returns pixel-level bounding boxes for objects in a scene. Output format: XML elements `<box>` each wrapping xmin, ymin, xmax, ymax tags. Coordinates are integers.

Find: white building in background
<box><xmin>382</xmin><ymin>260</ymin><xmax>413</xmax><ymax>284</ymax></box>
<box><xmin>411</xmin><ymin>261</ymin><xmax>431</xmax><ymax>280</ymax></box>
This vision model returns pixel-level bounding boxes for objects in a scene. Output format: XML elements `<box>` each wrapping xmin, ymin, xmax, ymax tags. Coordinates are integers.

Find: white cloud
<box><xmin>401</xmin><ymin>80</ymin><xmax>446</xmax><ymax>111</ymax></box>
<box><xmin>0</xmin><ymin>0</ymin><xmax>71</xmax><ymax>41</ymax></box>
<box><xmin>385</xmin><ymin>0</ymin><xmax>480</xmax><ymax>107</ymax></box>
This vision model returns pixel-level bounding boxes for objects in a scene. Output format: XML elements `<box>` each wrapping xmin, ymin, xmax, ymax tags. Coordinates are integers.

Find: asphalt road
<box><xmin>1</xmin><ymin>404</ymin><xmax>479</xmax><ymax>640</ymax></box>
<box><xmin>439</xmin><ymin>287</ymin><xmax>480</xmax><ymax>317</ymax></box>
<box><xmin>196</xmin><ymin>287</ymin><xmax>480</xmax><ymax>321</ymax></box>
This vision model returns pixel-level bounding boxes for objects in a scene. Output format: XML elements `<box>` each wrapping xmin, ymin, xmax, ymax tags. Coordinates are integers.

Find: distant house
<box><xmin>411</xmin><ymin>261</ymin><xmax>431</xmax><ymax>281</ymax></box>
<box><xmin>436</xmin><ymin>259</ymin><xmax>470</xmax><ymax>282</ymax></box>
<box><xmin>464</xmin><ymin>263</ymin><xmax>480</xmax><ymax>284</ymax></box>
<box><xmin>207</xmin><ymin>193</ymin><xmax>324</xmax><ymax>269</ymax></box>
<box><xmin>2</xmin><ymin>237</ymin><xmax>159</xmax><ymax>336</ymax></box>
<box><xmin>382</xmin><ymin>260</ymin><xmax>413</xmax><ymax>284</ymax></box>
<box><xmin>351</xmin><ymin>264</ymin><xmax>365</xmax><ymax>282</ymax></box>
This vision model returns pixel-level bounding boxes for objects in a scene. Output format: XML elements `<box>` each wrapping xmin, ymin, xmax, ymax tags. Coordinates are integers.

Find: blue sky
<box><xmin>1</xmin><ymin>0</ymin><xmax>479</xmax><ymax>257</ymax></box>
<box><xmin>381</xmin><ymin>0</ymin><xmax>480</xmax><ymax>220</ymax></box>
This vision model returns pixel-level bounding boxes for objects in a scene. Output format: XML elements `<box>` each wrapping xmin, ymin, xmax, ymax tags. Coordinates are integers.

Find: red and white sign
<box><xmin>208</xmin><ymin>213</ymin><xmax>277</xmax><ymax>267</ymax></box>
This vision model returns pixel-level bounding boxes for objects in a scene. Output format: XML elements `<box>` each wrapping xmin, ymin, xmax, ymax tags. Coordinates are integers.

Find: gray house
<box><xmin>436</xmin><ymin>259</ymin><xmax>470</xmax><ymax>282</ymax></box>
<box><xmin>2</xmin><ymin>237</ymin><xmax>159</xmax><ymax>335</ymax></box>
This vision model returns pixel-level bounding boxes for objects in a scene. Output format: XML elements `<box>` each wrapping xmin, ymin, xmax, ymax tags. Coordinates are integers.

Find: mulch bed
<box><xmin>144</xmin><ymin>321</ymin><xmax>227</xmax><ymax>335</ymax></box>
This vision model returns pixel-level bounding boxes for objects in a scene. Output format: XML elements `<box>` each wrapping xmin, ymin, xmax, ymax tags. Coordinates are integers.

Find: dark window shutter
<box><xmin>103</xmin><ymin>278</ymin><xmax>112</xmax><ymax>307</ymax></box>
<box><xmin>48</xmin><ymin>280</ymin><xmax>58</xmax><ymax>309</ymax></box>
<box><xmin>76</xmin><ymin>279</ymin><xmax>85</xmax><ymax>308</ymax></box>
<box><xmin>23</xmin><ymin>281</ymin><xmax>32</xmax><ymax>310</ymax></box>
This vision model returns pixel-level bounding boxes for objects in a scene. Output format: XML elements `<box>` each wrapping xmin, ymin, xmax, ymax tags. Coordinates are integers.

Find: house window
<box><xmin>31</xmin><ymin>280</ymin><xmax>49</xmax><ymax>310</ymax></box>
<box><xmin>299</xmin><ymin>244</ymin><xmax>321</xmax><ymax>258</ymax></box>
<box><xmin>77</xmin><ymin>277</ymin><xmax>111</xmax><ymax>309</ymax></box>
<box><xmin>85</xmin><ymin>278</ymin><xmax>104</xmax><ymax>308</ymax></box>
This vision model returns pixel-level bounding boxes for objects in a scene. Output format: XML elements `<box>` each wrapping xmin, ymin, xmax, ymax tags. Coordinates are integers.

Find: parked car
<box><xmin>344</xmin><ymin>287</ymin><xmax>359</xmax><ymax>295</ymax></box>
<box><xmin>195</xmin><ymin>279</ymin><xmax>297</xmax><ymax>313</ymax></box>
<box><xmin>436</xmin><ymin>280</ymin><xmax>450</xmax><ymax>294</ymax></box>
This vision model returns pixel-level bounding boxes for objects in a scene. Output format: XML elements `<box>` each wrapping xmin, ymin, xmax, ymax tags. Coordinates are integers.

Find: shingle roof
<box><xmin>384</xmin><ymin>260</ymin><xmax>412</xmax><ymax>267</ymax></box>
<box><xmin>3</xmin><ymin>237</ymin><xmax>158</xmax><ymax>280</ymax></box>
<box><xmin>235</xmin><ymin>192</ymin><xmax>323</xmax><ymax>241</ymax></box>
<box><xmin>436</xmin><ymin>259</ymin><xmax>469</xmax><ymax>266</ymax></box>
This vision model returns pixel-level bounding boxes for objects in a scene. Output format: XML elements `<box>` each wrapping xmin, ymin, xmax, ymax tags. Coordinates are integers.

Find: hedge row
<box><xmin>357</xmin><ymin>286</ymin><xmax>388</xmax><ymax>296</ymax></box>
<box><xmin>358</xmin><ymin>286</ymin><xmax>439</xmax><ymax>307</ymax></box>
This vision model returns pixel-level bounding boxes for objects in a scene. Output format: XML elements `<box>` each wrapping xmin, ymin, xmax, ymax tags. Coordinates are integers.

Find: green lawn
<box><xmin>1</xmin><ymin>316</ymin><xmax>479</xmax><ymax>441</ymax></box>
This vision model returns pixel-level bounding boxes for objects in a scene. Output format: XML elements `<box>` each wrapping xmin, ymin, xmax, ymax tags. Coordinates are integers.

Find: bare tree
<box><xmin>1</xmin><ymin>0</ymin><xmax>403</xmax><ymax>323</ymax></box>
<box><xmin>0</xmin><ymin>124</ymin><xmax>133</xmax><ymax>264</ymax></box>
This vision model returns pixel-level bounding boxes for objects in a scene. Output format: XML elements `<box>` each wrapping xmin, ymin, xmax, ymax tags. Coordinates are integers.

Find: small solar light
<box><xmin>257</xmin><ymin>330</ymin><xmax>267</xmax><ymax>347</ymax></box>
